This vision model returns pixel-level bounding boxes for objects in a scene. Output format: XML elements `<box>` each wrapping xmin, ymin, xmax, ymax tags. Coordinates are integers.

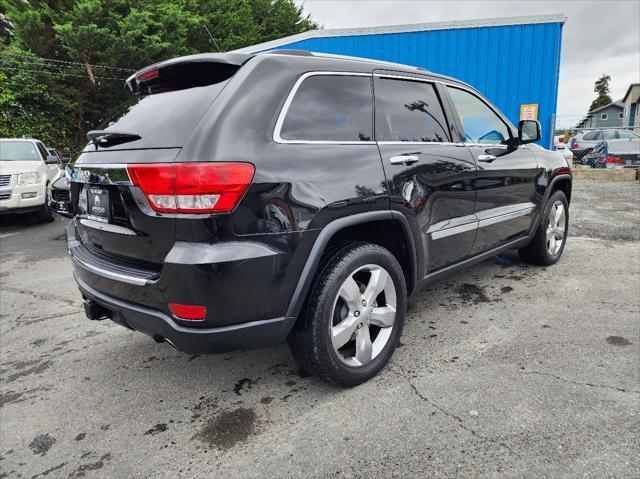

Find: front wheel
<box><xmin>37</xmin><ymin>183</ymin><xmax>55</xmax><ymax>223</ymax></box>
<box><xmin>288</xmin><ymin>243</ymin><xmax>407</xmax><ymax>387</ymax></box>
<box><xmin>519</xmin><ymin>190</ymin><xmax>569</xmax><ymax>266</ymax></box>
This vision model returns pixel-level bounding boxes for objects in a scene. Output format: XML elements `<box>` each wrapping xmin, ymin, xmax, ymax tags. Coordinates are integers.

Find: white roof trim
<box><xmin>233</xmin><ymin>14</ymin><xmax>567</xmax><ymax>54</ymax></box>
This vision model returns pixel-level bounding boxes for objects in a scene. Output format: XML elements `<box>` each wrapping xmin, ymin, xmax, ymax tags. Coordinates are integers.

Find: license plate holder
<box><xmin>86</xmin><ymin>187</ymin><xmax>110</xmax><ymax>223</ymax></box>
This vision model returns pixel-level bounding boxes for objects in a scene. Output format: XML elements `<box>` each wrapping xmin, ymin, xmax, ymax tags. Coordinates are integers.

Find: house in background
<box><xmin>576</xmin><ymin>101</ymin><xmax>624</xmax><ymax>129</ymax></box>
<box><xmin>622</xmin><ymin>83</ymin><xmax>640</xmax><ymax>133</ymax></box>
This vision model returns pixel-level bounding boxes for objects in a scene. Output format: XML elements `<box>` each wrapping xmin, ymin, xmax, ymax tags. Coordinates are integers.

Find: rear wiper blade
<box><xmin>86</xmin><ymin>130</ymin><xmax>141</xmax><ymax>148</ymax></box>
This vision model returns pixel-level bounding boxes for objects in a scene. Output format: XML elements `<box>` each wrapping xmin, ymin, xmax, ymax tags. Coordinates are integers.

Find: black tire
<box><xmin>37</xmin><ymin>183</ymin><xmax>55</xmax><ymax>223</ymax></box>
<box><xmin>288</xmin><ymin>242</ymin><xmax>407</xmax><ymax>387</ymax></box>
<box><xmin>519</xmin><ymin>190</ymin><xmax>569</xmax><ymax>266</ymax></box>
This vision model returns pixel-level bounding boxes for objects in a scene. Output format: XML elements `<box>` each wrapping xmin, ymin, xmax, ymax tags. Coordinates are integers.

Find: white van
<box><xmin>0</xmin><ymin>138</ymin><xmax>62</xmax><ymax>222</ymax></box>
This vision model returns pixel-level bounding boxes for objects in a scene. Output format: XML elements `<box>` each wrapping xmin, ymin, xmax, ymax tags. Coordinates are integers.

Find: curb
<box><xmin>571</xmin><ymin>167</ymin><xmax>639</xmax><ymax>181</ymax></box>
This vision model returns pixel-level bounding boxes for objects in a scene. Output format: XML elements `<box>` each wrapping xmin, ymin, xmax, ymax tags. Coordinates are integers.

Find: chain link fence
<box><xmin>551</xmin><ymin>125</ymin><xmax>639</xmax><ymax>168</ymax></box>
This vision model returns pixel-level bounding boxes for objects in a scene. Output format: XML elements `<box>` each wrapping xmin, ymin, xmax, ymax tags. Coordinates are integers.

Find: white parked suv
<box><xmin>0</xmin><ymin>138</ymin><xmax>62</xmax><ymax>222</ymax></box>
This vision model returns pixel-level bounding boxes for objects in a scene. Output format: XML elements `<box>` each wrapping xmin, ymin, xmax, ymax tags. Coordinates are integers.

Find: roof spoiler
<box><xmin>125</xmin><ymin>53</ymin><xmax>254</xmax><ymax>95</ymax></box>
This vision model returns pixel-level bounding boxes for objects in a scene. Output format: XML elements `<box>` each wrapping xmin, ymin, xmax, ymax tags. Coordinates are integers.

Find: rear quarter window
<box><xmin>278</xmin><ymin>74</ymin><xmax>373</xmax><ymax>142</ymax></box>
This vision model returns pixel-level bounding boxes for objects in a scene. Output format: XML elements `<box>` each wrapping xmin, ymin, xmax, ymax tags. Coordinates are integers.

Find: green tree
<box><xmin>0</xmin><ymin>47</ymin><xmax>77</xmax><ymax>151</ymax></box>
<box><xmin>1</xmin><ymin>0</ymin><xmax>317</xmax><ymax>154</ymax></box>
<box><xmin>589</xmin><ymin>74</ymin><xmax>613</xmax><ymax>112</ymax></box>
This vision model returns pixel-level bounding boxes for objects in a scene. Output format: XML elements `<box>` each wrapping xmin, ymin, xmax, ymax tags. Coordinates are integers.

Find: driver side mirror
<box><xmin>45</xmin><ymin>155</ymin><xmax>59</xmax><ymax>164</ymax></box>
<box><xmin>518</xmin><ymin>120</ymin><xmax>541</xmax><ymax>144</ymax></box>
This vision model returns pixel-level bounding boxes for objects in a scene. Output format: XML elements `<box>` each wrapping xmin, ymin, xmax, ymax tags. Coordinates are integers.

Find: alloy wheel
<box><xmin>330</xmin><ymin>264</ymin><xmax>397</xmax><ymax>367</ymax></box>
<box><xmin>546</xmin><ymin>200</ymin><xmax>566</xmax><ymax>255</ymax></box>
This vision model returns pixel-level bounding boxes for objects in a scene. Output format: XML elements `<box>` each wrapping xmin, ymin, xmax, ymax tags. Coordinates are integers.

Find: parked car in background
<box><xmin>553</xmin><ymin>134</ymin><xmax>573</xmax><ymax>162</ymax></box>
<box><xmin>64</xmin><ymin>51</ymin><xmax>571</xmax><ymax>386</ymax></box>
<box><xmin>47</xmin><ymin>147</ymin><xmax>72</xmax><ymax>167</ymax></box>
<box><xmin>582</xmin><ymin>138</ymin><xmax>640</xmax><ymax>168</ymax></box>
<box><xmin>0</xmin><ymin>138</ymin><xmax>62</xmax><ymax>221</ymax></box>
<box><xmin>570</xmin><ymin>129</ymin><xmax>639</xmax><ymax>162</ymax></box>
<box><xmin>48</xmin><ymin>169</ymin><xmax>72</xmax><ymax>216</ymax></box>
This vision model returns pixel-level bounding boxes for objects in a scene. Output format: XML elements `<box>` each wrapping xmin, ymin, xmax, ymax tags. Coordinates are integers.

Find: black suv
<box><xmin>66</xmin><ymin>51</ymin><xmax>571</xmax><ymax>386</ymax></box>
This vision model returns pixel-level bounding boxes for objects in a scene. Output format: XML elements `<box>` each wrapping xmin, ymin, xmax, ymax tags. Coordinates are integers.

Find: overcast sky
<box><xmin>297</xmin><ymin>0</ymin><xmax>640</xmax><ymax>128</ymax></box>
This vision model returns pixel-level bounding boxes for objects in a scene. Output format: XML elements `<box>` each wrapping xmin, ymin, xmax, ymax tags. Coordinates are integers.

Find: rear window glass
<box><xmin>279</xmin><ymin>75</ymin><xmax>373</xmax><ymax>142</ymax></box>
<box><xmin>0</xmin><ymin>141</ymin><xmax>41</xmax><ymax>161</ymax></box>
<box><xmin>88</xmin><ymin>80</ymin><xmax>230</xmax><ymax>150</ymax></box>
<box><xmin>375</xmin><ymin>78</ymin><xmax>450</xmax><ymax>142</ymax></box>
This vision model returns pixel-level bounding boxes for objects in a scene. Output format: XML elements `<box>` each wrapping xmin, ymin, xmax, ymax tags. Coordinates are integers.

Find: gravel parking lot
<box><xmin>1</xmin><ymin>180</ymin><xmax>639</xmax><ymax>479</ymax></box>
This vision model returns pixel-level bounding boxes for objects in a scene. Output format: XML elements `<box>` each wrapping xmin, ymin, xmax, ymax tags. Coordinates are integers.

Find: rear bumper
<box><xmin>76</xmin><ymin>274</ymin><xmax>295</xmax><ymax>354</ymax></box>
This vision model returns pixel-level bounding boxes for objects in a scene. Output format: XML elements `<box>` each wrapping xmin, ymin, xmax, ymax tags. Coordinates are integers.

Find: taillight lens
<box><xmin>168</xmin><ymin>303</ymin><xmax>206</xmax><ymax>320</ymax></box>
<box><xmin>127</xmin><ymin>162</ymin><xmax>254</xmax><ymax>214</ymax></box>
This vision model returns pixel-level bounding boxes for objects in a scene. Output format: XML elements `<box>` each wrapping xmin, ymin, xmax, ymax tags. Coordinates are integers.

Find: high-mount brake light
<box><xmin>137</xmin><ymin>68</ymin><xmax>159</xmax><ymax>81</ymax></box>
<box><xmin>127</xmin><ymin>163</ymin><xmax>255</xmax><ymax>214</ymax></box>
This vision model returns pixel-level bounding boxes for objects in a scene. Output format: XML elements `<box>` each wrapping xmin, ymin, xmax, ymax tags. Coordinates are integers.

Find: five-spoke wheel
<box><xmin>288</xmin><ymin>243</ymin><xmax>406</xmax><ymax>387</ymax></box>
<box><xmin>331</xmin><ymin>264</ymin><xmax>397</xmax><ymax>367</ymax></box>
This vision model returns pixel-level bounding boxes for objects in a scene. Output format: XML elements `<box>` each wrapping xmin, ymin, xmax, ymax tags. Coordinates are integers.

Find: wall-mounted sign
<box><xmin>520</xmin><ymin>103</ymin><xmax>539</xmax><ymax>121</ymax></box>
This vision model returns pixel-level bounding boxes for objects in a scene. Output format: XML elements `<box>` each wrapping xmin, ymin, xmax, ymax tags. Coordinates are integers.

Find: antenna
<box><xmin>203</xmin><ymin>25</ymin><xmax>222</xmax><ymax>53</ymax></box>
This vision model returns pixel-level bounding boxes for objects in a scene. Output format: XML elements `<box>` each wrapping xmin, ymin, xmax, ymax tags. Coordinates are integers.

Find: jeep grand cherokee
<box><xmin>65</xmin><ymin>51</ymin><xmax>571</xmax><ymax>386</ymax></box>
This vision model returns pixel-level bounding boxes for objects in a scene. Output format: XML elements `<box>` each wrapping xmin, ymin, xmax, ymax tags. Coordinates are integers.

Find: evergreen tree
<box><xmin>1</xmin><ymin>0</ymin><xmax>318</xmax><ymax>154</ymax></box>
<box><xmin>589</xmin><ymin>74</ymin><xmax>613</xmax><ymax>112</ymax></box>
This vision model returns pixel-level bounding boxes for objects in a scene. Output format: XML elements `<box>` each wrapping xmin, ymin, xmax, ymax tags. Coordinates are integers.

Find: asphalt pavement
<box><xmin>1</xmin><ymin>180</ymin><xmax>638</xmax><ymax>478</ymax></box>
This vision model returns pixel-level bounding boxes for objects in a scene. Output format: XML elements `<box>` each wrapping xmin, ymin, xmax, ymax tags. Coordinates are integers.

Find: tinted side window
<box><xmin>447</xmin><ymin>87</ymin><xmax>510</xmax><ymax>144</ymax></box>
<box><xmin>582</xmin><ymin>131</ymin><xmax>598</xmax><ymax>140</ymax></box>
<box><xmin>279</xmin><ymin>75</ymin><xmax>373</xmax><ymax>142</ymax></box>
<box><xmin>35</xmin><ymin>142</ymin><xmax>49</xmax><ymax>160</ymax></box>
<box><xmin>374</xmin><ymin>78</ymin><xmax>450</xmax><ymax>142</ymax></box>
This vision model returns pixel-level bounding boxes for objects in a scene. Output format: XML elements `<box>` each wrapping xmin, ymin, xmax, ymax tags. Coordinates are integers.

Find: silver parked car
<box><xmin>569</xmin><ymin>129</ymin><xmax>639</xmax><ymax>161</ymax></box>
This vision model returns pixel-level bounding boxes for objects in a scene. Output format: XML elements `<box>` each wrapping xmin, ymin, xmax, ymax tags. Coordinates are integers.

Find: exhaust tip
<box><xmin>152</xmin><ymin>335</ymin><xmax>178</xmax><ymax>351</ymax></box>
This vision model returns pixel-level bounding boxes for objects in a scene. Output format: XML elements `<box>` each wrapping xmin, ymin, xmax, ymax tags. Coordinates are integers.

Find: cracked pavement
<box><xmin>1</xmin><ymin>180</ymin><xmax>639</xmax><ymax>478</ymax></box>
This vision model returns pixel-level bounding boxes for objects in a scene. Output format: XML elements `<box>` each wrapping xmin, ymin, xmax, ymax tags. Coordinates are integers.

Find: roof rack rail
<box><xmin>263</xmin><ymin>49</ymin><xmax>314</xmax><ymax>57</ymax></box>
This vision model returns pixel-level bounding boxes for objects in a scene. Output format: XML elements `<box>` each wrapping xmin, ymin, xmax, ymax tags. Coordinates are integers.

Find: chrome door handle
<box><xmin>477</xmin><ymin>154</ymin><xmax>497</xmax><ymax>163</ymax></box>
<box><xmin>389</xmin><ymin>155</ymin><xmax>419</xmax><ymax>166</ymax></box>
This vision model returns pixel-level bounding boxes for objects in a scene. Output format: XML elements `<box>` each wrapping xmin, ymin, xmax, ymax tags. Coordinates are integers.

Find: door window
<box><xmin>35</xmin><ymin>142</ymin><xmax>49</xmax><ymax>161</ymax></box>
<box><xmin>582</xmin><ymin>131</ymin><xmax>601</xmax><ymax>141</ymax></box>
<box><xmin>374</xmin><ymin>78</ymin><xmax>450</xmax><ymax>142</ymax></box>
<box><xmin>602</xmin><ymin>130</ymin><xmax>617</xmax><ymax>140</ymax></box>
<box><xmin>279</xmin><ymin>75</ymin><xmax>373</xmax><ymax>142</ymax></box>
<box><xmin>447</xmin><ymin>87</ymin><xmax>511</xmax><ymax>145</ymax></box>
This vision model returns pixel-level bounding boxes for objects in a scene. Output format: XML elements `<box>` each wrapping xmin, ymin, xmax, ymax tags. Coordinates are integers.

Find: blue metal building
<box><xmin>235</xmin><ymin>14</ymin><xmax>566</xmax><ymax>148</ymax></box>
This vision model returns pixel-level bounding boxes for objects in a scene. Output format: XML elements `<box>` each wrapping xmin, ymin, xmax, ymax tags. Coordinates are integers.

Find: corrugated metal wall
<box><xmin>265</xmin><ymin>22</ymin><xmax>563</xmax><ymax>148</ymax></box>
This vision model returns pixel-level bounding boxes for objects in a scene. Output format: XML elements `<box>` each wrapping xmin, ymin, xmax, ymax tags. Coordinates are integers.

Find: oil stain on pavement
<box><xmin>195</xmin><ymin>407</ymin><xmax>257</xmax><ymax>450</ymax></box>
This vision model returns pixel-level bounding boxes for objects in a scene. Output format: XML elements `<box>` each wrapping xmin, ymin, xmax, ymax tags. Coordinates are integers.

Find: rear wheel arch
<box><xmin>286</xmin><ymin>211</ymin><xmax>418</xmax><ymax>319</ymax></box>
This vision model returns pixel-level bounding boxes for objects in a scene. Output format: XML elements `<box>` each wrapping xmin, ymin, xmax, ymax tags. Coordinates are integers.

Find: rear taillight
<box><xmin>168</xmin><ymin>303</ymin><xmax>206</xmax><ymax>320</ymax></box>
<box><xmin>572</xmin><ymin>142</ymin><xmax>580</xmax><ymax>149</ymax></box>
<box><xmin>127</xmin><ymin>162</ymin><xmax>254</xmax><ymax>214</ymax></box>
<box><xmin>604</xmin><ymin>156</ymin><xmax>624</xmax><ymax>164</ymax></box>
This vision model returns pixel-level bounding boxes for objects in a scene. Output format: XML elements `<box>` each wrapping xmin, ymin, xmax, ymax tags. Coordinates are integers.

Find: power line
<box><xmin>0</xmin><ymin>64</ymin><xmax>126</xmax><ymax>81</ymax></box>
<box><xmin>3</xmin><ymin>53</ymin><xmax>134</xmax><ymax>72</ymax></box>
<box><xmin>0</xmin><ymin>60</ymin><xmax>115</xmax><ymax>80</ymax></box>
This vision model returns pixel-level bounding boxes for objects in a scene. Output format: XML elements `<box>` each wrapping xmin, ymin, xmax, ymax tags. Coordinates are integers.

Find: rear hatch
<box><xmin>70</xmin><ymin>53</ymin><xmax>252</xmax><ymax>270</ymax></box>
